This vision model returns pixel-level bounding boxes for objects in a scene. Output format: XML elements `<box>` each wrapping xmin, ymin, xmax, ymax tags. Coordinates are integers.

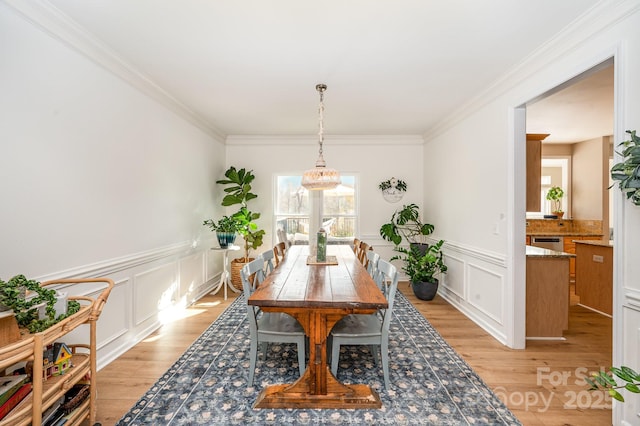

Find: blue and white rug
<box><xmin>117</xmin><ymin>292</ymin><xmax>521</xmax><ymax>425</ymax></box>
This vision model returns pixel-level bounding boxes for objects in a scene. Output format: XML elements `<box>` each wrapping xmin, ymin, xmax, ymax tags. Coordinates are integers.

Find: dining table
<box><xmin>247</xmin><ymin>244</ymin><xmax>388</xmax><ymax>409</ymax></box>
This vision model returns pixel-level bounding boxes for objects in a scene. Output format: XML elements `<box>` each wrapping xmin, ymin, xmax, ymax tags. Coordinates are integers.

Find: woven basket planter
<box><xmin>230</xmin><ymin>257</ymin><xmax>254</xmax><ymax>291</ymax></box>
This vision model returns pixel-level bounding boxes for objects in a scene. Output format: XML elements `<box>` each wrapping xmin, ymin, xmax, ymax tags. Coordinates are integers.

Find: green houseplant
<box><xmin>0</xmin><ymin>274</ymin><xmax>80</xmax><ymax>333</ymax></box>
<box><xmin>611</xmin><ymin>129</ymin><xmax>640</xmax><ymax>206</ymax></box>
<box><xmin>203</xmin><ymin>215</ymin><xmax>240</xmax><ymax>248</ymax></box>
<box><xmin>391</xmin><ymin>240</ymin><xmax>447</xmax><ymax>301</ymax></box>
<box><xmin>209</xmin><ymin>166</ymin><xmax>266</xmax><ymax>289</ymax></box>
<box><xmin>546</xmin><ymin>186</ymin><xmax>564</xmax><ymax>217</ymax></box>
<box><xmin>379</xmin><ymin>203</ymin><xmax>434</xmax><ymax>246</ymax></box>
<box><xmin>586</xmin><ymin>365</ymin><xmax>640</xmax><ymax>402</ymax></box>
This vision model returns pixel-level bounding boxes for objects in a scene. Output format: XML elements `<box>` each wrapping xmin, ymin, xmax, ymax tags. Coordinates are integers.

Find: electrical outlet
<box><xmin>593</xmin><ymin>255</ymin><xmax>604</xmax><ymax>263</ymax></box>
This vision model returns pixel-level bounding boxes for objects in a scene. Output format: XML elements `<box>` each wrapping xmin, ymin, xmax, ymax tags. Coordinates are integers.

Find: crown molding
<box><xmin>423</xmin><ymin>0</ymin><xmax>640</xmax><ymax>142</ymax></box>
<box><xmin>4</xmin><ymin>0</ymin><xmax>226</xmax><ymax>142</ymax></box>
<box><xmin>225</xmin><ymin>134</ymin><xmax>425</xmax><ymax>146</ymax></box>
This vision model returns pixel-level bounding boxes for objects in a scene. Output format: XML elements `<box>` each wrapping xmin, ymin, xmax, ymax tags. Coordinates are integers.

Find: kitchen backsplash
<box><xmin>526</xmin><ymin>219</ymin><xmax>603</xmax><ymax>235</ymax></box>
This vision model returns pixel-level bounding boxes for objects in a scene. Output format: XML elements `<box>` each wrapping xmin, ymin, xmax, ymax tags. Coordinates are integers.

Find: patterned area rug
<box><xmin>117</xmin><ymin>292</ymin><xmax>521</xmax><ymax>425</ymax></box>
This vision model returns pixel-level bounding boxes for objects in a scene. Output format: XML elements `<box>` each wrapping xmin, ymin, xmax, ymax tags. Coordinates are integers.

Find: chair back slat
<box><xmin>366</xmin><ymin>250</ymin><xmax>381</xmax><ymax>286</ymax></box>
<box><xmin>376</xmin><ymin>258</ymin><xmax>399</xmax><ymax>331</ymax></box>
<box><xmin>273</xmin><ymin>242</ymin><xmax>287</xmax><ymax>266</ymax></box>
<box><xmin>260</xmin><ymin>249</ymin><xmax>275</xmax><ymax>276</ymax></box>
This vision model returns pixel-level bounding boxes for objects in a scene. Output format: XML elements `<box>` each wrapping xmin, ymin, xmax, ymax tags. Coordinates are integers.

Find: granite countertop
<box><xmin>526</xmin><ymin>245</ymin><xmax>575</xmax><ymax>258</ymax></box>
<box><xmin>526</xmin><ymin>232</ymin><xmax>603</xmax><ymax>237</ymax></box>
<box><xmin>574</xmin><ymin>240</ymin><xmax>613</xmax><ymax>248</ymax></box>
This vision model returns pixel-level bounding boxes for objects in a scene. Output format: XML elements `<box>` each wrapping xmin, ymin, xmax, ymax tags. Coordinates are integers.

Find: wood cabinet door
<box><xmin>526</xmin><ymin>139</ymin><xmax>541</xmax><ymax>212</ymax></box>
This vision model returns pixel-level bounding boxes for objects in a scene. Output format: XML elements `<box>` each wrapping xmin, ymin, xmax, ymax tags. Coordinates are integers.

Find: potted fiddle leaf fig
<box><xmin>214</xmin><ymin>166</ymin><xmax>266</xmax><ymax>289</ymax></box>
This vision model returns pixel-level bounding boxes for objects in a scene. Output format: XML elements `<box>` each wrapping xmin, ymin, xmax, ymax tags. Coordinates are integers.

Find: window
<box><xmin>274</xmin><ymin>175</ymin><xmax>357</xmax><ymax>245</ymax></box>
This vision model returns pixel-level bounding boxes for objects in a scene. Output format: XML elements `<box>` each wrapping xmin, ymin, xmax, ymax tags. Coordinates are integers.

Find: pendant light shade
<box><xmin>301</xmin><ymin>84</ymin><xmax>341</xmax><ymax>191</ymax></box>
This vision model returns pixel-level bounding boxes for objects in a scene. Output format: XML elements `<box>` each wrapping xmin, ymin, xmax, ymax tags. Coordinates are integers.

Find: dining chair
<box><xmin>329</xmin><ymin>258</ymin><xmax>399</xmax><ymax>390</ymax></box>
<box><xmin>277</xmin><ymin>228</ymin><xmax>291</xmax><ymax>248</ymax></box>
<box><xmin>365</xmin><ymin>250</ymin><xmax>380</xmax><ymax>284</ymax></box>
<box><xmin>352</xmin><ymin>238</ymin><xmax>360</xmax><ymax>254</ymax></box>
<box><xmin>260</xmin><ymin>249</ymin><xmax>276</xmax><ymax>276</ymax></box>
<box><xmin>358</xmin><ymin>242</ymin><xmax>371</xmax><ymax>265</ymax></box>
<box><xmin>241</xmin><ymin>257</ymin><xmax>306</xmax><ymax>386</ymax></box>
<box><xmin>273</xmin><ymin>242</ymin><xmax>287</xmax><ymax>266</ymax></box>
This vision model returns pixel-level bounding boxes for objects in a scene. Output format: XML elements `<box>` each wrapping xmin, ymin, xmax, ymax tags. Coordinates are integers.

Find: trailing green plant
<box><xmin>390</xmin><ymin>240</ymin><xmax>447</xmax><ymax>283</ymax></box>
<box><xmin>586</xmin><ymin>365</ymin><xmax>640</xmax><ymax>402</ymax></box>
<box><xmin>380</xmin><ymin>203</ymin><xmax>434</xmax><ymax>246</ymax></box>
<box><xmin>215</xmin><ymin>166</ymin><xmax>265</xmax><ymax>261</ymax></box>
<box><xmin>0</xmin><ymin>274</ymin><xmax>81</xmax><ymax>333</ymax></box>
<box><xmin>611</xmin><ymin>129</ymin><xmax>640</xmax><ymax>206</ymax></box>
<box><xmin>378</xmin><ymin>177</ymin><xmax>407</xmax><ymax>192</ymax></box>
<box><xmin>546</xmin><ymin>186</ymin><xmax>564</xmax><ymax>213</ymax></box>
<box><xmin>203</xmin><ymin>215</ymin><xmax>240</xmax><ymax>233</ymax></box>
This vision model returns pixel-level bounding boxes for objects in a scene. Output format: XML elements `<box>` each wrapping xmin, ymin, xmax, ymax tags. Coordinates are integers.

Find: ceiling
<box><xmin>526</xmin><ymin>64</ymin><xmax>614</xmax><ymax>144</ymax></box>
<box><xmin>46</xmin><ymin>0</ymin><xmax>607</xmax><ymax>140</ymax></box>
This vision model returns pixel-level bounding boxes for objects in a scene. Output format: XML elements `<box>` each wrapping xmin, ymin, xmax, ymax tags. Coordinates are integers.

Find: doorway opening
<box><xmin>520</xmin><ymin>59</ymin><xmax>614</xmax><ymax>357</ymax></box>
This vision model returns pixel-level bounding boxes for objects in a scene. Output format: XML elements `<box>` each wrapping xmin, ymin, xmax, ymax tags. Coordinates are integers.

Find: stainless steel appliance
<box><xmin>530</xmin><ymin>236</ymin><xmax>564</xmax><ymax>252</ymax></box>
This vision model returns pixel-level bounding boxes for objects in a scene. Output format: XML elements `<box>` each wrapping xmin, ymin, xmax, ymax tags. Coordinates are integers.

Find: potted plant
<box><xmin>214</xmin><ymin>166</ymin><xmax>265</xmax><ymax>288</ymax></box>
<box><xmin>546</xmin><ymin>186</ymin><xmax>565</xmax><ymax>218</ymax></box>
<box><xmin>0</xmin><ymin>274</ymin><xmax>80</xmax><ymax>333</ymax></box>
<box><xmin>391</xmin><ymin>240</ymin><xmax>447</xmax><ymax>301</ymax></box>
<box><xmin>203</xmin><ymin>215</ymin><xmax>240</xmax><ymax>248</ymax></box>
<box><xmin>611</xmin><ymin>129</ymin><xmax>640</xmax><ymax>206</ymax></box>
<box><xmin>379</xmin><ymin>203</ymin><xmax>434</xmax><ymax>247</ymax></box>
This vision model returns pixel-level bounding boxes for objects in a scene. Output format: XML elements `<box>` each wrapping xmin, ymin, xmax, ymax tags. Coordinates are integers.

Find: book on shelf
<box><xmin>42</xmin><ymin>395</ymin><xmax>65</xmax><ymax>425</ymax></box>
<box><xmin>0</xmin><ymin>374</ymin><xmax>29</xmax><ymax>406</ymax></box>
<box><xmin>0</xmin><ymin>382</ymin><xmax>32</xmax><ymax>420</ymax></box>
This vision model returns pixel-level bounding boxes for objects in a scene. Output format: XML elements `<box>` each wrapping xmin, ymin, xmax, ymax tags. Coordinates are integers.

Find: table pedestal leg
<box><xmin>253</xmin><ymin>310</ymin><xmax>382</xmax><ymax>409</ymax></box>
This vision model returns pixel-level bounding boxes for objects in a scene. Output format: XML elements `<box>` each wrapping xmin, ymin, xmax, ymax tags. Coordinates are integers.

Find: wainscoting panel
<box><xmin>466</xmin><ymin>262</ymin><xmax>504</xmax><ymax>324</ymax></box>
<box><xmin>205</xmin><ymin>246</ymin><xmax>223</xmax><ymax>283</ymax></box>
<box><xmin>621</xmin><ymin>305</ymin><xmax>640</xmax><ymax>424</ymax></box>
<box><xmin>438</xmin><ymin>242</ymin><xmax>509</xmax><ymax>345</ymax></box>
<box><xmin>442</xmin><ymin>254</ymin><xmax>465</xmax><ymax>300</ymax></box>
<box><xmin>179</xmin><ymin>252</ymin><xmax>205</xmax><ymax>303</ymax></box>
<box><xmin>134</xmin><ymin>263</ymin><xmax>179</xmax><ymax>327</ymax></box>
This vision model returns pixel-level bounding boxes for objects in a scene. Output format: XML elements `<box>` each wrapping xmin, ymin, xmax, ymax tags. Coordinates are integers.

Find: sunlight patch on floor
<box><xmin>194</xmin><ymin>301</ymin><xmax>222</xmax><ymax>308</ymax></box>
<box><xmin>157</xmin><ymin>298</ymin><xmax>209</xmax><ymax>325</ymax></box>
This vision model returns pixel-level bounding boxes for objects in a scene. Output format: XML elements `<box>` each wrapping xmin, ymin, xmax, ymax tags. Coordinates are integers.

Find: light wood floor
<box><xmin>92</xmin><ymin>284</ymin><xmax>611</xmax><ymax>426</ymax></box>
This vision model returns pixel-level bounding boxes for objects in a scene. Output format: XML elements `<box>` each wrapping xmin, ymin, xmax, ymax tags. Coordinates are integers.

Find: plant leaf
<box><xmin>625</xmin><ymin>383</ymin><xmax>640</xmax><ymax>393</ymax></box>
<box><xmin>609</xmin><ymin>389</ymin><xmax>625</xmax><ymax>402</ymax></box>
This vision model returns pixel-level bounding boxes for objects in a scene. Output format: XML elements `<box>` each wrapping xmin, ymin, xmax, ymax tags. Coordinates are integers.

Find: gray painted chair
<box><xmin>365</xmin><ymin>250</ymin><xmax>380</xmax><ymax>282</ymax></box>
<box><xmin>329</xmin><ymin>258</ymin><xmax>399</xmax><ymax>389</ymax></box>
<box><xmin>260</xmin><ymin>249</ymin><xmax>276</xmax><ymax>276</ymax></box>
<box><xmin>241</xmin><ymin>257</ymin><xmax>306</xmax><ymax>385</ymax></box>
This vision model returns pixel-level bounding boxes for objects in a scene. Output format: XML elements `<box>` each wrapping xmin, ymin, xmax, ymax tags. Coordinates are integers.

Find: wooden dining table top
<box><xmin>248</xmin><ymin>244</ymin><xmax>388</xmax><ymax>311</ymax></box>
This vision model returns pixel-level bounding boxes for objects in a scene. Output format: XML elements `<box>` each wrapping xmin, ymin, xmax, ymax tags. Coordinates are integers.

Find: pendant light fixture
<box><xmin>301</xmin><ymin>84</ymin><xmax>341</xmax><ymax>191</ymax></box>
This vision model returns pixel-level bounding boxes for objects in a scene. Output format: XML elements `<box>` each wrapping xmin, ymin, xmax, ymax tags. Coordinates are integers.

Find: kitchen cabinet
<box><xmin>563</xmin><ymin>236</ymin><xmax>597</xmax><ymax>282</ymax></box>
<box><xmin>575</xmin><ymin>241</ymin><xmax>612</xmax><ymax>316</ymax></box>
<box><xmin>526</xmin><ymin>133</ymin><xmax>549</xmax><ymax>212</ymax></box>
<box><xmin>526</xmin><ymin>246</ymin><xmax>572</xmax><ymax>338</ymax></box>
<box><xmin>0</xmin><ymin>278</ymin><xmax>112</xmax><ymax>426</ymax></box>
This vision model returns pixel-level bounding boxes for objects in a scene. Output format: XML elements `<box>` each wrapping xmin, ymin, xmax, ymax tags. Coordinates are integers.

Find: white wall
<box><xmin>225</xmin><ymin>136</ymin><xmax>425</xmax><ymax>266</ymax></box>
<box><xmin>423</xmin><ymin>2</ymin><xmax>640</xmax><ymax>423</ymax></box>
<box><xmin>572</xmin><ymin>137</ymin><xmax>607</xmax><ymax>220</ymax></box>
<box><xmin>0</xmin><ymin>3</ymin><xmax>226</xmax><ymax>367</ymax></box>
